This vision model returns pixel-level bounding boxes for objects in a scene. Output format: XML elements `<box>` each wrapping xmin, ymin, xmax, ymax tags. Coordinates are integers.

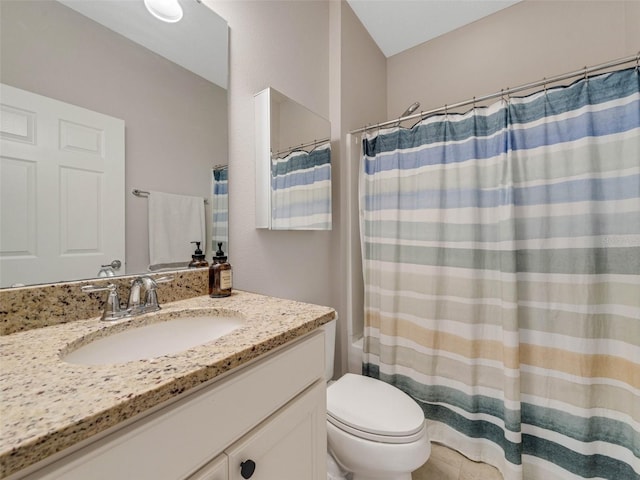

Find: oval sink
<box><xmin>63</xmin><ymin>310</ymin><xmax>245</xmax><ymax>365</ymax></box>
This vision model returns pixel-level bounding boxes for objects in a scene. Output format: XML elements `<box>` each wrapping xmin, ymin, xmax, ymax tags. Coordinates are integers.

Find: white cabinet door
<box><xmin>226</xmin><ymin>380</ymin><xmax>326</xmax><ymax>480</ymax></box>
<box><xmin>0</xmin><ymin>83</ymin><xmax>125</xmax><ymax>287</ymax></box>
<box><xmin>189</xmin><ymin>455</ymin><xmax>228</xmax><ymax>480</ymax></box>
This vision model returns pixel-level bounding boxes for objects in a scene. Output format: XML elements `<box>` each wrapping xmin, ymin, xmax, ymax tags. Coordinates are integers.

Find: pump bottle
<box><xmin>209</xmin><ymin>243</ymin><xmax>232</xmax><ymax>297</ymax></box>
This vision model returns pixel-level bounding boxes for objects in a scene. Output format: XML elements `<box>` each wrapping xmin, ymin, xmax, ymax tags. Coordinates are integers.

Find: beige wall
<box><xmin>208</xmin><ymin>0</ymin><xmax>333</xmax><ymax>305</ymax></box>
<box><xmin>387</xmin><ymin>0</ymin><xmax>640</xmax><ymax>117</ymax></box>
<box><xmin>0</xmin><ymin>1</ymin><xmax>228</xmax><ymax>275</ymax></box>
<box><xmin>334</xmin><ymin>1</ymin><xmax>387</xmax><ymax>375</ymax></box>
<box><xmin>208</xmin><ymin>0</ymin><xmax>385</xmax><ymax>376</ymax></box>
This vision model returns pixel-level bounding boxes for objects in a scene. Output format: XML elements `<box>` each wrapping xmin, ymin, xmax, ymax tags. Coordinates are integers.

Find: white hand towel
<box><xmin>148</xmin><ymin>191</ymin><xmax>205</xmax><ymax>266</ymax></box>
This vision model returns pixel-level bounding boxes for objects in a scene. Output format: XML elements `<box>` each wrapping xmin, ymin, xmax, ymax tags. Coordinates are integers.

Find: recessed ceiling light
<box><xmin>144</xmin><ymin>0</ymin><xmax>183</xmax><ymax>23</ymax></box>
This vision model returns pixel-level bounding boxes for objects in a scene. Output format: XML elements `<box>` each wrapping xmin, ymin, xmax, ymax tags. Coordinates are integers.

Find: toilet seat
<box><xmin>327</xmin><ymin>374</ymin><xmax>426</xmax><ymax>444</ymax></box>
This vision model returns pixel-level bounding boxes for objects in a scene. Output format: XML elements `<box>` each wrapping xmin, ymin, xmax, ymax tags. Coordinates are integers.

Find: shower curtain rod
<box><xmin>272</xmin><ymin>137</ymin><xmax>331</xmax><ymax>158</ymax></box>
<box><xmin>350</xmin><ymin>52</ymin><xmax>639</xmax><ymax>135</ymax></box>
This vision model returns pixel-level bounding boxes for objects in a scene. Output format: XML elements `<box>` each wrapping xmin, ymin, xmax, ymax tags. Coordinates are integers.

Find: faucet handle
<box><xmin>153</xmin><ymin>275</ymin><xmax>174</xmax><ymax>284</ymax></box>
<box><xmin>81</xmin><ymin>283</ymin><xmax>123</xmax><ymax>321</ymax></box>
<box><xmin>141</xmin><ymin>275</ymin><xmax>173</xmax><ymax>311</ymax></box>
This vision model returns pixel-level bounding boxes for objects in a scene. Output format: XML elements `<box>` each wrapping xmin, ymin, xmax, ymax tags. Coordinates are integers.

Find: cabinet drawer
<box><xmin>26</xmin><ymin>331</ymin><xmax>325</xmax><ymax>480</ymax></box>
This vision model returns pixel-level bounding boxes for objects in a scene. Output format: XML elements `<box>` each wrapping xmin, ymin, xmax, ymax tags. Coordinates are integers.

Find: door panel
<box><xmin>0</xmin><ymin>84</ymin><xmax>125</xmax><ymax>287</ymax></box>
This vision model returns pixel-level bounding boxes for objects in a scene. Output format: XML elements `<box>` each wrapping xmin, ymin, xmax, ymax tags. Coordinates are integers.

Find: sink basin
<box><xmin>63</xmin><ymin>310</ymin><xmax>245</xmax><ymax>365</ymax></box>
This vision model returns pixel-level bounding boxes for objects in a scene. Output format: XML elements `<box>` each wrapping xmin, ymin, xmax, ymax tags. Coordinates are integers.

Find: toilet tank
<box><xmin>321</xmin><ymin>319</ymin><xmax>336</xmax><ymax>380</ymax></box>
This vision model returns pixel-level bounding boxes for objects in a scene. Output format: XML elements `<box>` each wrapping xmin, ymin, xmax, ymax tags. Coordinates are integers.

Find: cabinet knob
<box><xmin>240</xmin><ymin>459</ymin><xmax>256</xmax><ymax>479</ymax></box>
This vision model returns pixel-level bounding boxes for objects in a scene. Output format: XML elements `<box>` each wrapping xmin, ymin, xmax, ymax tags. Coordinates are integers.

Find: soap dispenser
<box><xmin>209</xmin><ymin>242</ymin><xmax>232</xmax><ymax>297</ymax></box>
<box><xmin>189</xmin><ymin>241</ymin><xmax>209</xmax><ymax>268</ymax></box>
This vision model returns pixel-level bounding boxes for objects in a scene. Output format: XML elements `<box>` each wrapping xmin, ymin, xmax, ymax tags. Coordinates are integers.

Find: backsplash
<box><xmin>0</xmin><ymin>269</ymin><xmax>209</xmax><ymax>335</ymax></box>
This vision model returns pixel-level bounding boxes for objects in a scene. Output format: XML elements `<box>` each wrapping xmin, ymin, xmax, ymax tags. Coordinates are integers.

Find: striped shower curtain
<box><xmin>212</xmin><ymin>167</ymin><xmax>228</xmax><ymax>253</ymax></box>
<box><xmin>360</xmin><ymin>68</ymin><xmax>639</xmax><ymax>480</ymax></box>
<box><xmin>271</xmin><ymin>143</ymin><xmax>332</xmax><ymax>230</ymax></box>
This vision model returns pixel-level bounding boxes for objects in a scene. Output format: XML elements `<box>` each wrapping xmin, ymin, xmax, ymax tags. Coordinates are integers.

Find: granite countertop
<box><xmin>0</xmin><ymin>290</ymin><xmax>336</xmax><ymax>478</ymax></box>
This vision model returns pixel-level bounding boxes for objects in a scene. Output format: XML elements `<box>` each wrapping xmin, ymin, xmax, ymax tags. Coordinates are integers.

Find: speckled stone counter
<box><xmin>0</xmin><ymin>291</ymin><xmax>336</xmax><ymax>478</ymax></box>
<box><xmin>0</xmin><ymin>269</ymin><xmax>210</xmax><ymax>336</ymax></box>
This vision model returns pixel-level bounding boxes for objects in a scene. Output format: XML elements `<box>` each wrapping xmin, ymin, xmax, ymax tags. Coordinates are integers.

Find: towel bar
<box><xmin>132</xmin><ymin>189</ymin><xmax>209</xmax><ymax>204</ymax></box>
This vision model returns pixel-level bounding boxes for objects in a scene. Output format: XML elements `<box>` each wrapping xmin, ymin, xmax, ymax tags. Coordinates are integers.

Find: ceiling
<box><xmin>57</xmin><ymin>0</ymin><xmax>228</xmax><ymax>89</ymax></box>
<box><xmin>56</xmin><ymin>0</ymin><xmax>521</xmax><ymax>89</ymax></box>
<box><xmin>347</xmin><ymin>0</ymin><xmax>522</xmax><ymax>58</ymax></box>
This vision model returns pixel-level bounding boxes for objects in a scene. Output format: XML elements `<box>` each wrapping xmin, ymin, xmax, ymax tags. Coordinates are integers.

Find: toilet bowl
<box><xmin>322</xmin><ymin>321</ymin><xmax>431</xmax><ymax>480</ymax></box>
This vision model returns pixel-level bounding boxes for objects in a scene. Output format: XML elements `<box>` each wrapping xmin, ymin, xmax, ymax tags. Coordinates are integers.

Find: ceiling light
<box><xmin>144</xmin><ymin>0</ymin><xmax>183</xmax><ymax>23</ymax></box>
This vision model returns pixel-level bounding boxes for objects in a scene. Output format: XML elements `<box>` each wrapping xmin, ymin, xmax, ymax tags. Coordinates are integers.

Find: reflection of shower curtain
<box><xmin>271</xmin><ymin>143</ymin><xmax>331</xmax><ymax>230</ymax></box>
<box><xmin>360</xmin><ymin>68</ymin><xmax>639</xmax><ymax>480</ymax></box>
<box><xmin>212</xmin><ymin>167</ymin><xmax>228</xmax><ymax>253</ymax></box>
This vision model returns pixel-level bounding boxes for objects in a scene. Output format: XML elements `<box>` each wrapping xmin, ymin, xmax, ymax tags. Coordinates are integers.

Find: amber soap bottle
<box><xmin>209</xmin><ymin>242</ymin><xmax>232</xmax><ymax>297</ymax></box>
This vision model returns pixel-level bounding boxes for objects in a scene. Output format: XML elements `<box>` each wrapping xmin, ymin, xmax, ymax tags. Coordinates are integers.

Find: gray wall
<box><xmin>0</xmin><ymin>0</ymin><xmax>228</xmax><ymax>274</ymax></box>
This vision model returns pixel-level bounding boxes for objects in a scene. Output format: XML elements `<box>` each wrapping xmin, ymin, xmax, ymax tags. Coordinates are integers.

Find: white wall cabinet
<box><xmin>15</xmin><ymin>332</ymin><xmax>326</xmax><ymax>480</ymax></box>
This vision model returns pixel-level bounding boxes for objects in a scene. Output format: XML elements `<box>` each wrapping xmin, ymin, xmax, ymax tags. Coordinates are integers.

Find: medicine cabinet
<box><xmin>254</xmin><ymin>87</ymin><xmax>331</xmax><ymax>230</ymax></box>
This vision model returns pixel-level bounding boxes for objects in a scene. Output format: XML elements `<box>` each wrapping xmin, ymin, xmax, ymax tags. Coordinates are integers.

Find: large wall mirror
<box><xmin>255</xmin><ymin>87</ymin><xmax>331</xmax><ymax>230</ymax></box>
<box><xmin>0</xmin><ymin>0</ymin><xmax>229</xmax><ymax>288</ymax></box>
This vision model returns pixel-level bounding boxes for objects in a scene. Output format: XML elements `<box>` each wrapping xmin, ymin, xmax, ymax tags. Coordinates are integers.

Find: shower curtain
<box><xmin>212</xmin><ymin>166</ymin><xmax>228</xmax><ymax>253</ymax></box>
<box><xmin>360</xmin><ymin>68</ymin><xmax>639</xmax><ymax>480</ymax></box>
<box><xmin>271</xmin><ymin>143</ymin><xmax>332</xmax><ymax>230</ymax></box>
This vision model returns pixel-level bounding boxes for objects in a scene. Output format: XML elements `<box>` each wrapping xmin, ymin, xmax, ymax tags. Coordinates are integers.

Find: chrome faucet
<box><xmin>82</xmin><ymin>275</ymin><xmax>173</xmax><ymax>321</ymax></box>
<box><xmin>128</xmin><ymin>275</ymin><xmax>161</xmax><ymax>315</ymax></box>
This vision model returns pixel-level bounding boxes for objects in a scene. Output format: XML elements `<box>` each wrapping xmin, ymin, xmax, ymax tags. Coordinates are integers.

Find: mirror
<box><xmin>0</xmin><ymin>0</ymin><xmax>229</xmax><ymax>288</ymax></box>
<box><xmin>212</xmin><ymin>165</ymin><xmax>228</xmax><ymax>254</ymax></box>
<box><xmin>255</xmin><ymin>87</ymin><xmax>331</xmax><ymax>230</ymax></box>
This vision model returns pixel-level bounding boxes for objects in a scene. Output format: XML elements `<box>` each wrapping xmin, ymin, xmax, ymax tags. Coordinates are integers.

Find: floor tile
<box><xmin>412</xmin><ymin>444</ymin><xmax>503</xmax><ymax>480</ymax></box>
<box><xmin>459</xmin><ymin>457</ymin><xmax>503</xmax><ymax>480</ymax></box>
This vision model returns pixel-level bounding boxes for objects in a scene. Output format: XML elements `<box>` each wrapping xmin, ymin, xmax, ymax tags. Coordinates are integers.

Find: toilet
<box><xmin>322</xmin><ymin>320</ymin><xmax>431</xmax><ymax>480</ymax></box>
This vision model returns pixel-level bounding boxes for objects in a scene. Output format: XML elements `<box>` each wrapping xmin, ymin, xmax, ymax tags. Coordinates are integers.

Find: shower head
<box><xmin>400</xmin><ymin>101</ymin><xmax>420</xmax><ymax>118</ymax></box>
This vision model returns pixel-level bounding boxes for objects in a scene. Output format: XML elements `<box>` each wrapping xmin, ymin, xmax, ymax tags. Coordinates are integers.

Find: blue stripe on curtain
<box><xmin>364</xmin><ymin>69</ymin><xmax>640</xmax><ymax>158</ymax></box>
<box><xmin>360</xmin><ymin>67</ymin><xmax>640</xmax><ymax>480</ymax></box>
<box><xmin>271</xmin><ymin>143</ymin><xmax>332</xmax><ymax>230</ymax></box>
<box><xmin>364</xmin><ymin>98</ymin><xmax>640</xmax><ymax>175</ymax></box>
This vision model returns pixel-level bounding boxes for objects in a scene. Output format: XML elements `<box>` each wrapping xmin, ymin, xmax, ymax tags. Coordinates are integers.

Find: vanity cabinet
<box><xmin>190</xmin><ymin>380</ymin><xmax>325</xmax><ymax>480</ymax></box>
<box><xmin>15</xmin><ymin>331</ymin><xmax>326</xmax><ymax>480</ymax></box>
<box><xmin>189</xmin><ymin>455</ymin><xmax>228</xmax><ymax>480</ymax></box>
<box><xmin>225</xmin><ymin>380</ymin><xmax>325</xmax><ymax>480</ymax></box>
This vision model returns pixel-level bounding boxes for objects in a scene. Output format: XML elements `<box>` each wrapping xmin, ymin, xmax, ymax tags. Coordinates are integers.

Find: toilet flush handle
<box><xmin>240</xmin><ymin>459</ymin><xmax>256</xmax><ymax>478</ymax></box>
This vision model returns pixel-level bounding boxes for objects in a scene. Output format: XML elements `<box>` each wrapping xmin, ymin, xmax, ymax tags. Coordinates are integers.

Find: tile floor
<box><xmin>413</xmin><ymin>443</ymin><xmax>503</xmax><ymax>480</ymax></box>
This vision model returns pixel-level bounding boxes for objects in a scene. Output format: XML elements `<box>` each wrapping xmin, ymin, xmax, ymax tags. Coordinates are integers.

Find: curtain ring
<box><xmin>543</xmin><ymin>78</ymin><xmax>548</xmax><ymax>96</ymax></box>
<box><xmin>472</xmin><ymin>96</ymin><xmax>476</xmax><ymax>109</ymax></box>
<box><xmin>444</xmin><ymin>104</ymin><xmax>448</xmax><ymax>118</ymax></box>
<box><xmin>584</xmin><ymin>66</ymin><xmax>588</xmax><ymax>82</ymax></box>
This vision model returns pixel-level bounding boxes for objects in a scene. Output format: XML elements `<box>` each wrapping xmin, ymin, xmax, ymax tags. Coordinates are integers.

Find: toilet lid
<box><xmin>327</xmin><ymin>374</ymin><xmax>425</xmax><ymax>441</ymax></box>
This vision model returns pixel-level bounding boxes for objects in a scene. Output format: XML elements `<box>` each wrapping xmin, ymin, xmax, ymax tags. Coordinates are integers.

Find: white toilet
<box><xmin>323</xmin><ymin>320</ymin><xmax>431</xmax><ymax>480</ymax></box>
